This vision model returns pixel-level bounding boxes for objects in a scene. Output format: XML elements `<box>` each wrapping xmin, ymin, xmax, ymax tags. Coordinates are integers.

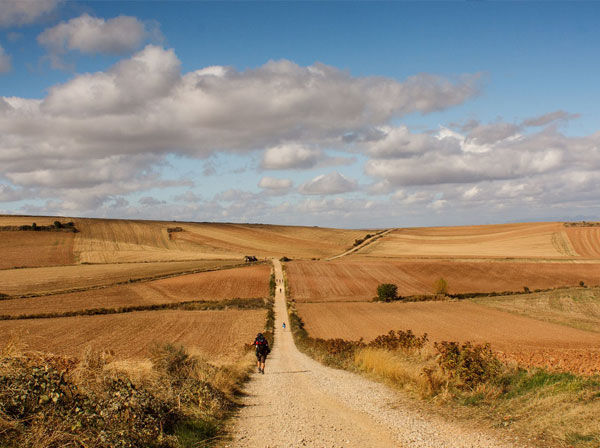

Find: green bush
<box><xmin>376</xmin><ymin>283</ymin><xmax>398</xmax><ymax>302</ymax></box>
<box><xmin>434</xmin><ymin>278</ymin><xmax>448</xmax><ymax>295</ymax></box>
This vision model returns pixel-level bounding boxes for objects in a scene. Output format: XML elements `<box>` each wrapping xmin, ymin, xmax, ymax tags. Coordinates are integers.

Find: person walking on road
<box><xmin>282</xmin><ymin>322</ymin><xmax>286</xmax><ymax>331</ymax></box>
<box><xmin>253</xmin><ymin>333</ymin><xmax>270</xmax><ymax>374</ymax></box>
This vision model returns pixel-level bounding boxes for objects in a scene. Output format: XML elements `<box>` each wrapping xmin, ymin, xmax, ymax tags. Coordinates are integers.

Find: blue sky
<box><xmin>1</xmin><ymin>1</ymin><xmax>599</xmax><ymax>228</ymax></box>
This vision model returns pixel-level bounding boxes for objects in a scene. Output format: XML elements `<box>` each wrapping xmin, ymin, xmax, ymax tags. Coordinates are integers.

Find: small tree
<box><xmin>434</xmin><ymin>278</ymin><xmax>448</xmax><ymax>295</ymax></box>
<box><xmin>377</xmin><ymin>283</ymin><xmax>398</xmax><ymax>302</ymax></box>
<box><xmin>54</xmin><ymin>221</ymin><xmax>63</xmax><ymax>229</ymax></box>
<box><xmin>31</xmin><ymin>222</ymin><xmax>37</xmax><ymax>231</ymax></box>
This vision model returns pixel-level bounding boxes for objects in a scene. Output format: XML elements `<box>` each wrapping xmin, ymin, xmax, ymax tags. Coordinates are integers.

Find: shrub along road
<box><xmin>228</xmin><ymin>260</ymin><xmax>522</xmax><ymax>448</ymax></box>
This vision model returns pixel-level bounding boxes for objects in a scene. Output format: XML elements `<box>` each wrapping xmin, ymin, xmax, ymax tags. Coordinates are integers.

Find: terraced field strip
<box><xmin>0</xmin><ymin>265</ymin><xmax>271</xmax><ymax>317</ymax></box>
<box><xmin>0</xmin><ymin>309</ymin><xmax>266</xmax><ymax>363</ymax></box>
<box><xmin>0</xmin><ymin>260</ymin><xmax>247</xmax><ymax>297</ymax></box>
<box><xmin>359</xmin><ymin>222</ymin><xmax>583</xmax><ymax>259</ymax></box>
<box><xmin>0</xmin><ymin>231</ymin><xmax>75</xmax><ymax>269</ymax></box>
<box><xmin>296</xmin><ymin>301</ymin><xmax>600</xmax><ymax>375</ymax></box>
<box><xmin>287</xmin><ymin>259</ymin><xmax>600</xmax><ymax>302</ymax></box>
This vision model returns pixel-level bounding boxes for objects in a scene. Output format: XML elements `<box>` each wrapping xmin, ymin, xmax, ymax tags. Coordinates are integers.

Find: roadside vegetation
<box><xmin>287</xmin><ymin>301</ymin><xmax>600</xmax><ymax>447</ymax></box>
<box><xmin>0</xmin><ymin>339</ymin><xmax>253</xmax><ymax>448</ymax></box>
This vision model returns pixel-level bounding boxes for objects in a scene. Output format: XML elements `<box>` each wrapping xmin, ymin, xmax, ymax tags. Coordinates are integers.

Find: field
<box><xmin>287</xmin><ymin>259</ymin><xmax>600</xmax><ymax>301</ymax></box>
<box><xmin>471</xmin><ymin>287</ymin><xmax>600</xmax><ymax>333</ymax></box>
<box><xmin>0</xmin><ymin>309</ymin><xmax>265</xmax><ymax>364</ymax></box>
<box><xmin>0</xmin><ymin>265</ymin><xmax>271</xmax><ymax>317</ymax></box>
<box><xmin>0</xmin><ymin>259</ymin><xmax>241</xmax><ymax>296</ymax></box>
<box><xmin>73</xmin><ymin>218</ymin><xmax>368</xmax><ymax>263</ymax></box>
<box><xmin>0</xmin><ymin>232</ymin><xmax>75</xmax><ymax>269</ymax></box>
<box><xmin>357</xmin><ymin>222</ymin><xmax>600</xmax><ymax>259</ymax></box>
<box><xmin>295</xmin><ymin>301</ymin><xmax>600</xmax><ymax>374</ymax></box>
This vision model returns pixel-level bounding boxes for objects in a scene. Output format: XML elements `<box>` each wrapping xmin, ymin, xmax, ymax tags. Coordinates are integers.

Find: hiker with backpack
<box><xmin>253</xmin><ymin>333</ymin><xmax>270</xmax><ymax>374</ymax></box>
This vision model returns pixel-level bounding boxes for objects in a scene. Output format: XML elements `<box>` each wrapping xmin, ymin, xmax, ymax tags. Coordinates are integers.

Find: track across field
<box><xmin>0</xmin><ymin>260</ymin><xmax>241</xmax><ymax>296</ymax></box>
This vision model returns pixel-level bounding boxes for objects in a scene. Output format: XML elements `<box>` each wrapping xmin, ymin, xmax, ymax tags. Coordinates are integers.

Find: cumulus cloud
<box><xmin>38</xmin><ymin>14</ymin><xmax>159</xmax><ymax>65</ymax></box>
<box><xmin>258</xmin><ymin>177</ymin><xmax>293</xmax><ymax>190</ymax></box>
<box><xmin>299</xmin><ymin>172</ymin><xmax>358</xmax><ymax>195</ymax></box>
<box><xmin>0</xmin><ymin>0</ymin><xmax>61</xmax><ymax>28</ymax></box>
<box><xmin>261</xmin><ymin>144</ymin><xmax>322</xmax><ymax>170</ymax></box>
<box><xmin>0</xmin><ymin>44</ymin><xmax>11</xmax><ymax>73</ymax></box>
<box><xmin>0</xmin><ymin>46</ymin><xmax>481</xmax><ymax>213</ymax></box>
<box><xmin>139</xmin><ymin>196</ymin><xmax>166</xmax><ymax>206</ymax></box>
<box><xmin>364</xmin><ymin>124</ymin><xmax>600</xmax><ymax>188</ymax></box>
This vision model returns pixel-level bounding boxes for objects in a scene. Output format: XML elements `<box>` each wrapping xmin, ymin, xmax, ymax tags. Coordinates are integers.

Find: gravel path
<box><xmin>228</xmin><ymin>260</ymin><xmax>522</xmax><ymax>448</ymax></box>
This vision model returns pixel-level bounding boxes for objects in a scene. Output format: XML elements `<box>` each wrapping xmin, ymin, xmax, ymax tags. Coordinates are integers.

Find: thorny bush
<box><xmin>434</xmin><ymin>341</ymin><xmax>502</xmax><ymax>389</ymax></box>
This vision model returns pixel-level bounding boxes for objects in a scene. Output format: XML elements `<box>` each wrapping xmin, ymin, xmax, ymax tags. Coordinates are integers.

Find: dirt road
<box><xmin>228</xmin><ymin>260</ymin><xmax>520</xmax><ymax>448</ymax></box>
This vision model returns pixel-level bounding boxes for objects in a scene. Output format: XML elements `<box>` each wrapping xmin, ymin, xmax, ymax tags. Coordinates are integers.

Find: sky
<box><xmin>1</xmin><ymin>1</ymin><xmax>599</xmax><ymax>228</ymax></box>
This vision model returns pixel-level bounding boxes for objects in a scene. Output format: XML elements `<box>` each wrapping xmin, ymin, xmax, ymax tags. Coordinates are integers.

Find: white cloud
<box><xmin>258</xmin><ymin>177</ymin><xmax>293</xmax><ymax>190</ymax></box>
<box><xmin>0</xmin><ymin>0</ymin><xmax>61</xmax><ymax>28</ymax></box>
<box><xmin>38</xmin><ymin>14</ymin><xmax>158</xmax><ymax>55</ymax></box>
<box><xmin>261</xmin><ymin>144</ymin><xmax>322</xmax><ymax>170</ymax></box>
<box><xmin>0</xmin><ymin>46</ymin><xmax>481</xmax><ymax>213</ymax></box>
<box><xmin>299</xmin><ymin>172</ymin><xmax>358</xmax><ymax>195</ymax></box>
<box><xmin>0</xmin><ymin>44</ymin><xmax>11</xmax><ymax>73</ymax></box>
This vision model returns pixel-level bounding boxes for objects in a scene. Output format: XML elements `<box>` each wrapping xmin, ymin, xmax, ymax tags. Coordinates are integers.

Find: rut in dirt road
<box><xmin>228</xmin><ymin>259</ymin><xmax>523</xmax><ymax>448</ymax></box>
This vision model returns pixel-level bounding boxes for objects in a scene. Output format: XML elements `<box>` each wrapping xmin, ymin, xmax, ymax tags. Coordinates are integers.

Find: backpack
<box><xmin>255</xmin><ymin>336</ymin><xmax>270</xmax><ymax>354</ymax></box>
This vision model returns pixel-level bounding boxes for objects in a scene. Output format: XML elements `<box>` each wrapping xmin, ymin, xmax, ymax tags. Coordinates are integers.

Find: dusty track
<box><xmin>228</xmin><ymin>260</ymin><xmax>518</xmax><ymax>448</ymax></box>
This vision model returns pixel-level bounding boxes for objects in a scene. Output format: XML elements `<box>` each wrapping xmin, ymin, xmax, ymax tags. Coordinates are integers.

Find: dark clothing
<box><xmin>254</xmin><ymin>336</ymin><xmax>270</xmax><ymax>360</ymax></box>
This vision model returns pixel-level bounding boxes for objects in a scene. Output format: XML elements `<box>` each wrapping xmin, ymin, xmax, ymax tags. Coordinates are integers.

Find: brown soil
<box><xmin>0</xmin><ymin>260</ymin><xmax>239</xmax><ymax>296</ymax></box>
<box><xmin>296</xmin><ymin>301</ymin><xmax>600</xmax><ymax>375</ymax></box>
<box><xmin>0</xmin><ymin>309</ymin><xmax>265</xmax><ymax>363</ymax></box>
<box><xmin>0</xmin><ymin>232</ymin><xmax>75</xmax><ymax>269</ymax></box>
<box><xmin>287</xmin><ymin>259</ymin><xmax>600</xmax><ymax>302</ymax></box>
<box><xmin>0</xmin><ymin>265</ymin><xmax>270</xmax><ymax>316</ymax></box>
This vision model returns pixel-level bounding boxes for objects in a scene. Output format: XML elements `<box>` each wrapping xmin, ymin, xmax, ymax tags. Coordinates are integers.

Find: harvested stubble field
<box><xmin>0</xmin><ymin>215</ymin><xmax>67</xmax><ymax>227</ymax></box>
<box><xmin>73</xmin><ymin>218</ymin><xmax>368</xmax><ymax>263</ymax></box>
<box><xmin>0</xmin><ymin>231</ymin><xmax>75</xmax><ymax>269</ymax></box>
<box><xmin>0</xmin><ymin>265</ymin><xmax>270</xmax><ymax>317</ymax></box>
<box><xmin>287</xmin><ymin>259</ymin><xmax>600</xmax><ymax>302</ymax></box>
<box><xmin>358</xmin><ymin>222</ymin><xmax>600</xmax><ymax>259</ymax></box>
<box><xmin>0</xmin><ymin>309</ymin><xmax>265</xmax><ymax>363</ymax></box>
<box><xmin>0</xmin><ymin>259</ymin><xmax>240</xmax><ymax>296</ymax></box>
<box><xmin>296</xmin><ymin>301</ymin><xmax>600</xmax><ymax>375</ymax></box>
<box><xmin>471</xmin><ymin>287</ymin><xmax>600</xmax><ymax>333</ymax></box>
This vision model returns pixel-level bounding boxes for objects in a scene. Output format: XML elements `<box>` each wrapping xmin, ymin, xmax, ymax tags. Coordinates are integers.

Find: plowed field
<box><xmin>287</xmin><ymin>259</ymin><xmax>600</xmax><ymax>302</ymax></box>
<box><xmin>0</xmin><ymin>260</ymin><xmax>240</xmax><ymax>296</ymax></box>
<box><xmin>0</xmin><ymin>309</ymin><xmax>265</xmax><ymax>363</ymax></box>
<box><xmin>0</xmin><ymin>265</ymin><xmax>270</xmax><ymax>316</ymax></box>
<box><xmin>296</xmin><ymin>301</ymin><xmax>600</xmax><ymax>374</ymax></box>
<box><xmin>565</xmin><ymin>226</ymin><xmax>600</xmax><ymax>258</ymax></box>
<box><xmin>360</xmin><ymin>222</ymin><xmax>579</xmax><ymax>259</ymax></box>
<box><xmin>0</xmin><ymin>232</ymin><xmax>75</xmax><ymax>269</ymax></box>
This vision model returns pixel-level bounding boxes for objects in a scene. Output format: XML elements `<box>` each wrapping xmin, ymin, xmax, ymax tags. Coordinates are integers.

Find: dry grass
<box><xmin>472</xmin><ymin>287</ymin><xmax>600</xmax><ymax>333</ymax></box>
<box><xmin>0</xmin><ymin>216</ymin><xmax>66</xmax><ymax>227</ymax></box>
<box><xmin>72</xmin><ymin>217</ymin><xmax>368</xmax><ymax>263</ymax></box>
<box><xmin>359</xmin><ymin>222</ymin><xmax>584</xmax><ymax>259</ymax></box>
<box><xmin>0</xmin><ymin>265</ymin><xmax>271</xmax><ymax>317</ymax></box>
<box><xmin>287</xmin><ymin>259</ymin><xmax>600</xmax><ymax>302</ymax></box>
<box><xmin>0</xmin><ymin>232</ymin><xmax>75</xmax><ymax>269</ymax></box>
<box><xmin>0</xmin><ymin>309</ymin><xmax>265</xmax><ymax>363</ymax></box>
<box><xmin>0</xmin><ymin>259</ymin><xmax>240</xmax><ymax>296</ymax></box>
